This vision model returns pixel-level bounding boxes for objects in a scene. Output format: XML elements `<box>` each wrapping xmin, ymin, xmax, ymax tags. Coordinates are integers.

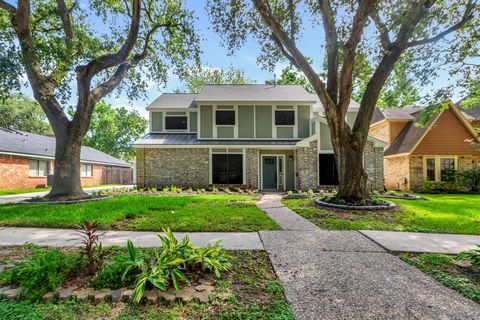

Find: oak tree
<box><xmin>0</xmin><ymin>0</ymin><xmax>200</xmax><ymax>199</ymax></box>
<box><xmin>208</xmin><ymin>0</ymin><xmax>478</xmax><ymax>200</ymax></box>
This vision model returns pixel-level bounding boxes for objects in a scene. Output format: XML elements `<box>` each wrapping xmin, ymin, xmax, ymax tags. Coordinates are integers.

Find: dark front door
<box><xmin>263</xmin><ymin>156</ymin><xmax>277</xmax><ymax>189</ymax></box>
<box><xmin>319</xmin><ymin>154</ymin><xmax>339</xmax><ymax>185</ymax></box>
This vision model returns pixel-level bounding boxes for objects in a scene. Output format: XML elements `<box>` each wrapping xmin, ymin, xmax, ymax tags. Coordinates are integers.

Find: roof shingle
<box><xmin>0</xmin><ymin>128</ymin><xmax>131</xmax><ymax>167</ymax></box>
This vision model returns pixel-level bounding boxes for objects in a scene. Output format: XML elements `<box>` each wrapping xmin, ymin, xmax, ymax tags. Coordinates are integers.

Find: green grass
<box><xmin>0</xmin><ymin>251</ymin><xmax>293</xmax><ymax>320</ymax></box>
<box><xmin>400</xmin><ymin>253</ymin><xmax>480</xmax><ymax>304</ymax></box>
<box><xmin>0</xmin><ymin>195</ymin><xmax>278</xmax><ymax>232</ymax></box>
<box><xmin>0</xmin><ymin>188</ymin><xmax>51</xmax><ymax>196</ymax></box>
<box><xmin>283</xmin><ymin>194</ymin><xmax>480</xmax><ymax>234</ymax></box>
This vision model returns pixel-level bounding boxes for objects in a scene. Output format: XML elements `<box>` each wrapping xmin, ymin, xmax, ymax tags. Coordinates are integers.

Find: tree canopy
<box><xmin>207</xmin><ymin>0</ymin><xmax>479</xmax><ymax>200</ymax></box>
<box><xmin>180</xmin><ymin>65</ymin><xmax>255</xmax><ymax>93</ymax></box>
<box><xmin>67</xmin><ymin>101</ymin><xmax>147</xmax><ymax>161</ymax></box>
<box><xmin>0</xmin><ymin>94</ymin><xmax>52</xmax><ymax>134</ymax></box>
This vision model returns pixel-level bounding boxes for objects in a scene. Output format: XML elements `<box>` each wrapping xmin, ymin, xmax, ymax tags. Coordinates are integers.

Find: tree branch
<box><xmin>0</xmin><ymin>0</ymin><xmax>16</xmax><ymax>14</ymax></box>
<box><xmin>252</xmin><ymin>0</ymin><xmax>334</xmax><ymax>113</ymax></box>
<box><xmin>371</xmin><ymin>10</ymin><xmax>391</xmax><ymax>50</ymax></box>
<box><xmin>406</xmin><ymin>0</ymin><xmax>475</xmax><ymax>48</ymax></box>
<box><xmin>318</xmin><ymin>0</ymin><xmax>339</xmax><ymax>104</ymax></box>
<box><xmin>55</xmin><ymin>0</ymin><xmax>74</xmax><ymax>42</ymax></box>
<box><xmin>339</xmin><ymin>0</ymin><xmax>377</xmax><ymax>115</ymax></box>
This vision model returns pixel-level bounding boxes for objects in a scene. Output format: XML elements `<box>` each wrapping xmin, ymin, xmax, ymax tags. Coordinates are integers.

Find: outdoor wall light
<box><xmin>289</xmin><ymin>155</ymin><xmax>294</xmax><ymax>161</ymax></box>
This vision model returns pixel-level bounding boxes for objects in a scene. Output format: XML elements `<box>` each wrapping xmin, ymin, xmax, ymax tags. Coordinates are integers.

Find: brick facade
<box><xmin>136</xmin><ymin>141</ymin><xmax>384</xmax><ymax>191</ymax></box>
<box><xmin>245</xmin><ymin>149</ymin><xmax>259</xmax><ymax>188</ymax></box>
<box><xmin>296</xmin><ymin>141</ymin><xmax>318</xmax><ymax>190</ymax></box>
<box><xmin>136</xmin><ymin>148</ymin><xmax>209</xmax><ymax>188</ymax></box>
<box><xmin>0</xmin><ymin>154</ymin><xmax>127</xmax><ymax>190</ymax></box>
<box><xmin>364</xmin><ymin>140</ymin><xmax>384</xmax><ymax>191</ymax></box>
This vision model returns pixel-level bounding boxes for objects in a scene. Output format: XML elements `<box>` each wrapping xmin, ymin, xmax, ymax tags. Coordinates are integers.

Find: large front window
<box><xmin>212</xmin><ymin>153</ymin><xmax>243</xmax><ymax>184</ymax></box>
<box><xmin>81</xmin><ymin>164</ymin><xmax>93</xmax><ymax>177</ymax></box>
<box><xmin>424</xmin><ymin>156</ymin><xmax>456</xmax><ymax>182</ymax></box>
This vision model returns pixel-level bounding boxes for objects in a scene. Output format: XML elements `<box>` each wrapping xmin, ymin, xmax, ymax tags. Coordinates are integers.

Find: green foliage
<box><xmin>75</xmin><ymin>220</ymin><xmax>104</xmax><ymax>275</ymax></box>
<box><xmin>123</xmin><ymin>228</ymin><xmax>231</xmax><ymax>303</ymax></box>
<box><xmin>456</xmin><ymin>166</ymin><xmax>480</xmax><ymax>193</ymax></box>
<box><xmin>91</xmin><ymin>253</ymin><xmax>137</xmax><ymax>289</ymax></box>
<box><xmin>456</xmin><ymin>245</ymin><xmax>480</xmax><ymax>269</ymax></box>
<box><xmin>0</xmin><ymin>248</ymin><xmax>80</xmax><ymax>301</ymax></box>
<box><xmin>180</xmin><ymin>65</ymin><xmax>255</xmax><ymax>93</ymax></box>
<box><xmin>266</xmin><ymin>280</ymin><xmax>284</xmax><ymax>298</ymax></box>
<box><xmin>0</xmin><ymin>94</ymin><xmax>52</xmax><ymax>134</ymax></box>
<box><xmin>265</xmin><ymin>64</ymin><xmax>313</xmax><ymax>93</ymax></box>
<box><xmin>402</xmin><ymin>253</ymin><xmax>480</xmax><ymax>304</ymax></box>
<box><xmin>66</xmin><ymin>101</ymin><xmax>147</xmax><ymax>161</ymax></box>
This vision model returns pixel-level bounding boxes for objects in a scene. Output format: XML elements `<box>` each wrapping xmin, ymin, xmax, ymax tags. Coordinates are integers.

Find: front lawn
<box><xmin>0</xmin><ymin>188</ymin><xmax>50</xmax><ymax>196</ymax></box>
<box><xmin>283</xmin><ymin>194</ymin><xmax>480</xmax><ymax>234</ymax></box>
<box><xmin>400</xmin><ymin>253</ymin><xmax>480</xmax><ymax>304</ymax></box>
<box><xmin>0</xmin><ymin>195</ymin><xmax>278</xmax><ymax>232</ymax></box>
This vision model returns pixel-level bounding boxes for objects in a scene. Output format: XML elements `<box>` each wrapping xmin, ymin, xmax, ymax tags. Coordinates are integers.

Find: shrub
<box><xmin>169</xmin><ymin>185</ymin><xmax>177</xmax><ymax>193</ymax></box>
<box><xmin>123</xmin><ymin>229</ymin><xmax>231</xmax><ymax>303</ymax></box>
<box><xmin>287</xmin><ymin>190</ymin><xmax>293</xmax><ymax>196</ymax></box>
<box><xmin>0</xmin><ymin>248</ymin><xmax>80</xmax><ymax>301</ymax></box>
<box><xmin>162</xmin><ymin>187</ymin><xmax>168</xmax><ymax>193</ymax></box>
<box><xmin>212</xmin><ymin>187</ymin><xmax>219</xmax><ymax>193</ymax></box>
<box><xmin>456</xmin><ymin>167</ymin><xmax>480</xmax><ymax>193</ymax></box>
<box><xmin>223</xmin><ymin>187</ymin><xmax>231</xmax><ymax>193</ymax></box>
<box><xmin>186</xmin><ymin>187</ymin><xmax>193</xmax><ymax>193</ymax></box>
<box><xmin>307</xmin><ymin>189</ymin><xmax>314</xmax><ymax>196</ymax></box>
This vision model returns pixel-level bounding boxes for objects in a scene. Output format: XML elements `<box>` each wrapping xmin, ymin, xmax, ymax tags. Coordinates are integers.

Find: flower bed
<box><xmin>379</xmin><ymin>193</ymin><xmax>424</xmax><ymax>200</ymax></box>
<box><xmin>21</xmin><ymin>195</ymin><xmax>112</xmax><ymax>205</ymax></box>
<box><xmin>0</xmin><ymin>224</ymin><xmax>231</xmax><ymax>304</ymax></box>
<box><xmin>316</xmin><ymin>197</ymin><xmax>397</xmax><ymax>211</ymax></box>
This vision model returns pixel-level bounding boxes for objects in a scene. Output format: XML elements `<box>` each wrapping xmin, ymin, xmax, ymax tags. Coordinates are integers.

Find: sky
<box><xmin>13</xmin><ymin>0</ymin><xmax>469</xmax><ymax>120</ymax></box>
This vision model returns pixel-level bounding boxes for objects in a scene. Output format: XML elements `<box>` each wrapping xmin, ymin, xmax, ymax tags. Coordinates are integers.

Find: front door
<box><xmin>262</xmin><ymin>156</ymin><xmax>277</xmax><ymax>189</ymax></box>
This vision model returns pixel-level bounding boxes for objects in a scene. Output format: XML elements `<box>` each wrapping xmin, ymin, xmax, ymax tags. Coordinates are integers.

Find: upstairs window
<box><xmin>216</xmin><ymin>110</ymin><xmax>235</xmax><ymax>125</ymax></box>
<box><xmin>165</xmin><ymin>116</ymin><xmax>188</xmax><ymax>130</ymax></box>
<box><xmin>275</xmin><ymin>110</ymin><xmax>295</xmax><ymax>125</ymax></box>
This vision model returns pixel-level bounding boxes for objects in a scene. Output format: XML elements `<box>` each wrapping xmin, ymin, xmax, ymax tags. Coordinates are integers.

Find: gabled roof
<box><xmin>196</xmin><ymin>84</ymin><xmax>315</xmax><ymax>102</ymax></box>
<box><xmin>310</xmin><ymin>94</ymin><xmax>360</xmax><ymax>113</ymax></box>
<box><xmin>383</xmin><ymin>104</ymin><xmax>480</xmax><ymax>157</ymax></box>
<box><xmin>371</xmin><ymin>106</ymin><xmax>425</xmax><ymax>125</ymax></box>
<box><xmin>146</xmin><ymin>93</ymin><xmax>197</xmax><ymax>110</ymax></box>
<box><xmin>0</xmin><ymin>128</ymin><xmax>131</xmax><ymax>167</ymax></box>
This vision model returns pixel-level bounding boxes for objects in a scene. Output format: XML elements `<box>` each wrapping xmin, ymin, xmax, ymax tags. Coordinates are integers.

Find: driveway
<box><xmin>0</xmin><ymin>185</ymin><xmax>135</xmax><ymax>204</ymax></box>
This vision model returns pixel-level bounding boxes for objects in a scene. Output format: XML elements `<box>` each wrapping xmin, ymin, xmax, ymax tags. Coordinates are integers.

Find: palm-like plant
<box><xmin>74</xmin><ymin>221</ymin><xmax>104</xmax><ymax>275</ymax></box>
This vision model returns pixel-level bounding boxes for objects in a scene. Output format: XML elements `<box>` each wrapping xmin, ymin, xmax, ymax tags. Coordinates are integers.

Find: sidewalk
<box><xmin>0</xmin><ymin>227</ymin><xmax>263</xmax><ymax>250</ymax></box>
<box><xmin>0</xmin><ymin>185</ymin><xmax>135</xmax><ymax>204</ymax></box>
<box><xmin>359</xmin><ymin>230</ymin><xmax>480</xmax><ymax>254</ymax></box>
<box><xmin>257</xmin><ymin>194</ymin><xmax>480</xmax><ymax>319</ymax></box>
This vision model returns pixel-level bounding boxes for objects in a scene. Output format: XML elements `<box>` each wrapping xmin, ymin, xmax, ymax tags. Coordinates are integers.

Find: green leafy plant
<box><xmin>456</xmin><ymin>245</ymin><xmax>480</xmax><ymax>269</ymax></box>
<box><xmin>188</xmin><ymin>241</ymin><xmax>232</xmax><ymax>277</ymax></box>
<box><xmin>162</xmin><ymin>187</ymin><xmax>168</xmax><ymax>193</ymax></box>
<box><xmin>457</xmin><ymin>167</ymin><xmax>480</xmax><ymax>193</ymax></box>
<box><xmin>169</xmin><ymin>185</ymin><xmax>177</xmax><ymax>193</ymax></box>
<box><xmin>212</xmin><ymin>187</ymin><xmax>219</xmax><ymax>193</ymax></box>
<box><xmin>75</xmin><ymin>221</ymin><xmax>104</xmax><ymax>275</ymax></box>
<box><xmin>0</xmin><ymin>248</ymin><xmax>80</xmax><ymax>301</ymax></box>
<box><xmin>92</xmin><ymin>253</ymin><xmax>136</xmax><ymax>289</ymax></box>
<box><xmin>287</xmin><ymin>190</ymin><xmax>293</xmax><ymax>196</ymax></box>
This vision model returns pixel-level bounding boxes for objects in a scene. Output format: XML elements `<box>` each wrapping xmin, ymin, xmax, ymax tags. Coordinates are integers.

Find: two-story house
<box><xmin>134</xmin><ymin>84</ymin><xmax>385</xmax><ymax>191</ymax></box>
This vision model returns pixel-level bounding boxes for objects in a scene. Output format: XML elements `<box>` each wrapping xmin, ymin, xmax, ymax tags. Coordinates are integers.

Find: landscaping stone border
<box><xmin>20</xmin><ymin>195</ymin><xmax>112</xmax><ymax>205</ymax></box>
<box><xmin>315</xmin><ymin>199</ymin><xmax>397</xmax><ymax>211</ymax></box>
<box><xmin>379</xmin><ymin>194</ymin><xmax>425</xmax><ymax>200</ymax></box>
<box><xmin>0</xmin><ymin>277</ymin><xmax>217</xmax><ymax>305</ymax></box>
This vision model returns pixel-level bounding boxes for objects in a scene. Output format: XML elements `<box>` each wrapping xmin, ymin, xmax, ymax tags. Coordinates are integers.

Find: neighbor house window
<box><xmin>216</xmin><ymin>110</ymin><xmax>235</xmax><ymax>125</ymax></box>
<box><xmin>426</xmin><ymin>158</ymin><xmax>436</xmax><ymax>181</ymax></box>
<box><xmin>81</xmin><ymin>164</ymin><xmax>93</xmax><ymax>177</ymax></box>
<box><xmin>29</xmin><ymin>160</ymin><xmax>48</xmax><ymax>177</ymax></box>
<box><xmin>165</xmin><ymin>116</ymin><xmax>188</xmax><ymax>130</ymax></box>
<box><xmin>440</xmin><ymin>158</ymin><xmax>456</xmax><ymax>181</ymax></box>
<box><xmin>212</xmin><ymin>153</ymin><xmax>243</xmax><ymax>184</ymax></box>
<box><xmin>275</xmin><ymin>110</ymin><xmax>295</xmax><ymax>125</ymax></box>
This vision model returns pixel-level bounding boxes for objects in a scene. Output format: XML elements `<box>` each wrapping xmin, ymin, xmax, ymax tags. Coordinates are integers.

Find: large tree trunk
<box><xmin>334</xmin><ymin>133</ymin><xmax>368</xmax><ymax>200</ymax></box>
<box><xmin>46</xmin><ymin>131</ymin><xmax>87</xmax><ymax>199</ymax></box>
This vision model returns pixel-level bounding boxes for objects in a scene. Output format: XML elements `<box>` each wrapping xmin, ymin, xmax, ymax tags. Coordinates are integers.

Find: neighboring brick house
<box><xmin>134</xmin><ymin>84</ymin><xmax>386</xmax><ymax>191</ymax></box>
<box><xmin>369</xmin><ymin>103</ymin><xmax>480</xmax><ymax>191</ymax></box>
<box><xmin>0</xmin><ymin>128</ymin><xmax>133</xmax><ymax>190</ymax></box>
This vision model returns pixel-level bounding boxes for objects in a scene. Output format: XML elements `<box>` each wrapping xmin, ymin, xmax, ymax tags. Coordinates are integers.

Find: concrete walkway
<box><xmin>0</xmin><ymin>227</ymin><xmax>263</xmax><ymax>250</ymax></box>
<box><xmin>257</xmin><ymin>194</ymin><xmax>480</xmax><ymax>319</ymax></box>
<box><xmin>0</xmin><ymin>185</ymin><xmax>135</xmax><ymax>204</ymax></box>
<box><xmin>360</xmin><ymin>230</ymin><xmax>480</xmax><ymax>254</ymax></box>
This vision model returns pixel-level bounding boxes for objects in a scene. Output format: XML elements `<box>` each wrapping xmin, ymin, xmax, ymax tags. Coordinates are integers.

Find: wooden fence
<box><xmin>102</xmin><ymin>167</ymin><xmax>133</xmax><ymax>185</ymax></box>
